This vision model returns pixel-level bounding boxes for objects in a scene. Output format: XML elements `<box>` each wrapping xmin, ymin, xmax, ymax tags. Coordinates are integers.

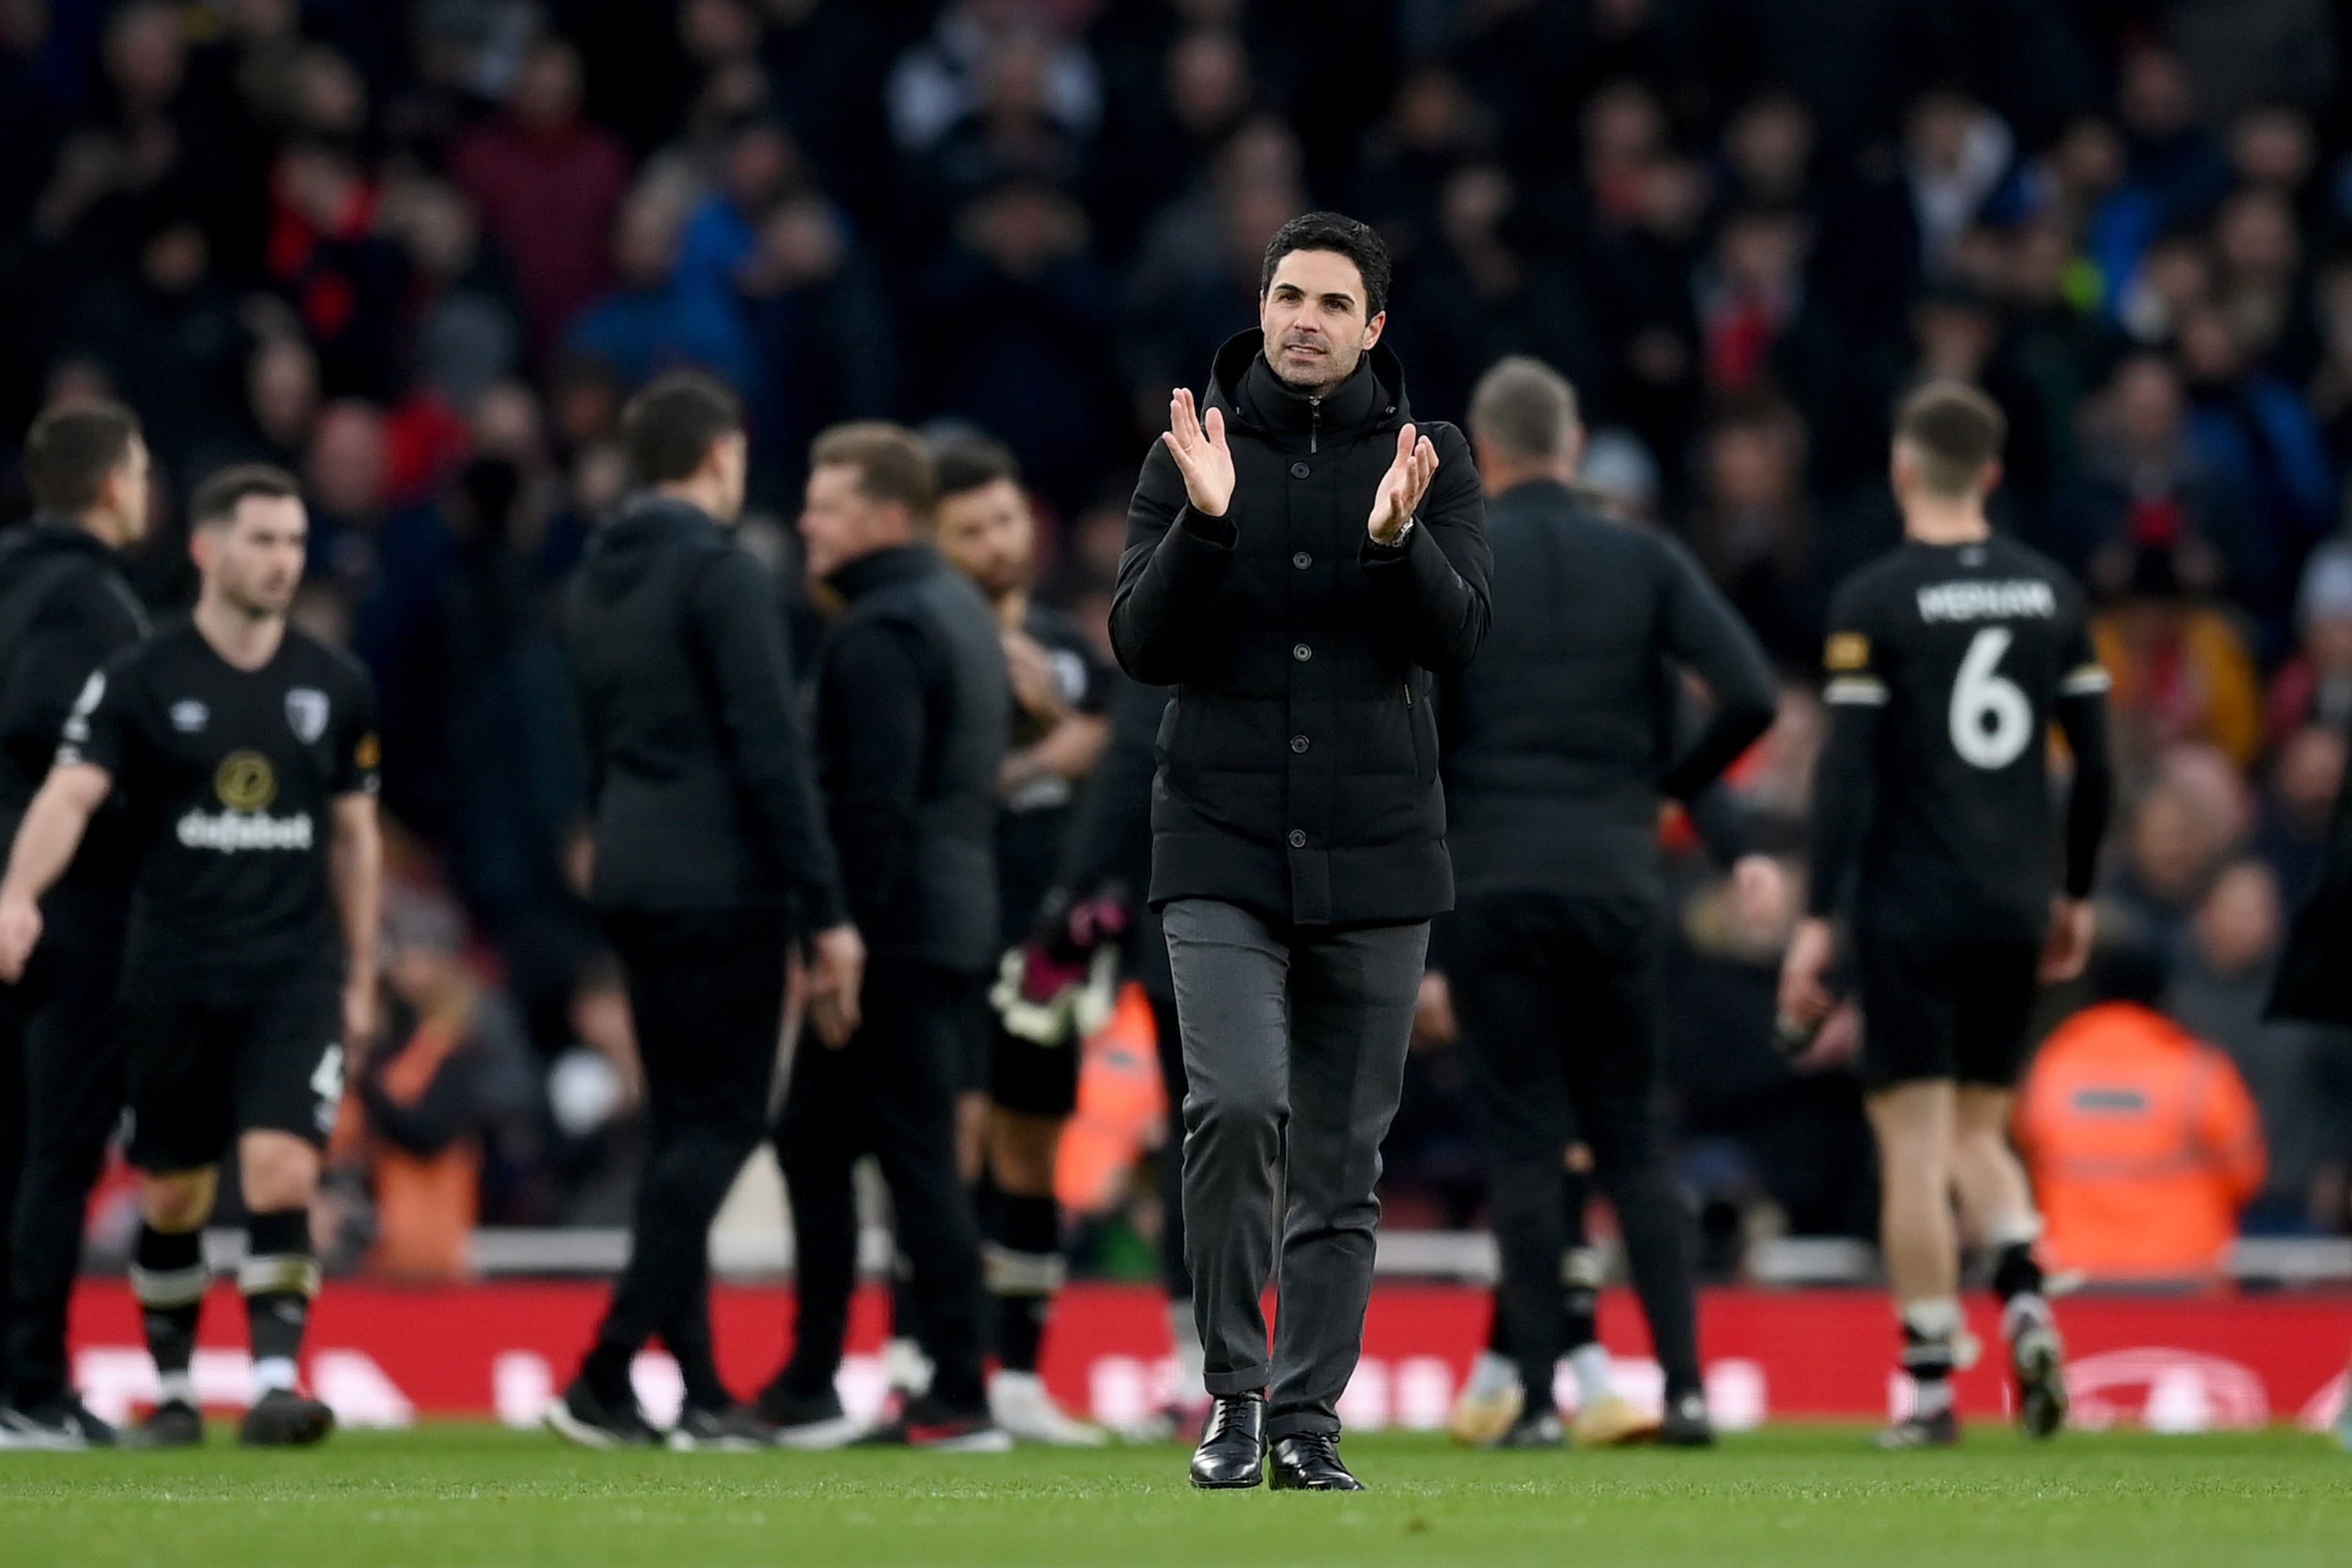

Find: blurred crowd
<box><xmin>6</xmin><ymin>0</ymin><xmax>2352</xmax><ymax>1276</ymax></box>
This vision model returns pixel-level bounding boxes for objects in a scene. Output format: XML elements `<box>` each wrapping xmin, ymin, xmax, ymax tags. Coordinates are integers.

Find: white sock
<box><xmin>252</xmin><ymin>1356</ymin><xmax>298</xmax><ymax>1396</ymax></box>
<box><xmin>1900</xmin><ymin>1298</ymin><xmax>1964</xmax><ymax>1341</ymax></box>
<box><xmin>883</xmin><ymin>1335</ymin><xmax>933</xmax><ymax>1396</ymax></box>
<box><xmin>1987</xmin><ymin>1213</ymin><xmax>2042</xmax><ymax>1250</ymax></box>
<box><xmin>1466</xmin><ymin>1349</ymin><xmax>1515</xmax><ymax>1399</ymax></box>
<box><xmin>1912</xmin><ymin>1376</ymin><xmax>1955</xmax><ymax>1417</ymax></box>
<box><xmin>1570</xmin><ymin>1343</ymin><xmax>1614</xmax><ymax>1409</ymax></box>
<box><xmin>158</xmin><ymin>1371</ymin><xmax>198</xmax><ymax>1408</ymax></box>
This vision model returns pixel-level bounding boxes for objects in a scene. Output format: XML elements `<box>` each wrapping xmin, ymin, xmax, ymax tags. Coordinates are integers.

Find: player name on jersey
<box><xmin>1915</xmin><ymin>579</ymin><xmax>2059</xmax><ymax>623</ymax></box>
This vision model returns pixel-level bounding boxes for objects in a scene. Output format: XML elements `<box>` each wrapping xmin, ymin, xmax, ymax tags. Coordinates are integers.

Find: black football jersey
<box><xmin>59</xmin><ymin>618</ymin><xmax>379</xmax><ymax>970</ymax></box>
<box><xmin>1817</xmin><ymin>535</ymin><xmax>2107</xmax><ymax>940</ymax></box>
<box><xmin>996</xmin><ymin>604</ymin><xmax>1112</xmax><ymax>936</ymax></box>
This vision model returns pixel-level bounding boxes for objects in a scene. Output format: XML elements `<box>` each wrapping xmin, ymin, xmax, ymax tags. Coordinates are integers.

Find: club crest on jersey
<box><xmin>285</xmin><ymin>687</ymin><xmax>330</xmax><ymax>744</ymax></box>
<box><xmin>169</xmin><ymin>699</ymin><xmax>209</xmax><ymax>733</ymax></box>
<box><xmin>1824</xmin><ymin>632</ymin><xmax>1871</xmax><ymax>671</ymax></box>
<box><xmin>215</xmin><ymin>750</ymin><xmax>277</xmax><ymax>811</ymax></box>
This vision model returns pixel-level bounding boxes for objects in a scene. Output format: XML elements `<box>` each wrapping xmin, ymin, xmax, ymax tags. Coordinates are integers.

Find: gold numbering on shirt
<box><xmin>1824</xmin><ymin>631</ymin><xmax>1871</xmax><ymax>671</ymax></box>
<box><xmin>215</xmin><ymin>750</ymin><xmax>278</xmax><ymax>811</ymax></box>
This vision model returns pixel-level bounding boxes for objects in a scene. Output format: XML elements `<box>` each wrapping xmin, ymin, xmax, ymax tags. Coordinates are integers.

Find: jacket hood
<box><xmin>1204</xmin><ymin>329</ymin><xmax>1411</xmax><ymax>437</ymax></box>
<box><xmin>579</xmin><ymin>493</ymin><xmax>724</xmax><ymax>602</ymax></box>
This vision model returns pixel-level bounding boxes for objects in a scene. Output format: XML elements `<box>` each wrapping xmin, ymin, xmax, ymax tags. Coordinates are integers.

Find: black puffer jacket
<box><xmin>1110</xmin><ymin>331</ymin><xmax>1490</xmax><ymax>925</ymax></box>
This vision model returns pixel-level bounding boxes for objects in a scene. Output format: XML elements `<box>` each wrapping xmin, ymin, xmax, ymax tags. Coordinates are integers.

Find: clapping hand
<box><xmin>1162</xmin><ymin>387</ymin><xmax>1235</xmax><ymax>518</ymax></box>
<box><xmin>1369</xmin><ymin>424</ymin><xmax>1438</xmax><ymax>545</ymax></box>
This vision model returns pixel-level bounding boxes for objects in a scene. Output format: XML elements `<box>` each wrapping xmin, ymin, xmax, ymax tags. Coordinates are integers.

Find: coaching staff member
<box><xmin>1113</xmin><ymin>212</ymin><xmax>1492</xmax><ymax>1491</ymax></box>
<box><xmin>760</xmin><ymin>423</ymin><xmax>1009</xmax><ymax>1451</ymax></box>
<box><xmin>0</xmin><ymin>401</ymin><xmax>150</xmax><ymax>1446</ymax></box>
<box><xmin>548</xmin><ymin>373</ymin><xmax>862</xmax><ymax>1450</ymax></box>
<box><xmin>1432</xmin><ymin>358</ymin><xmax>1777</xmax><ymax>1449</ymax></box>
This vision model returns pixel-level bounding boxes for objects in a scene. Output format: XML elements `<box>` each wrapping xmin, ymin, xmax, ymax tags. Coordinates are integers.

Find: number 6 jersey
<box><xmin>1806</xmin><ymin>534</ymin><xmax>2114</xmax><ymax>942</ymax></box>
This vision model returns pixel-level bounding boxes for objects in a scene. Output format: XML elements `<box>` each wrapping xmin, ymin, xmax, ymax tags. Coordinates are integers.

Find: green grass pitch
<box><xmin>4</xmin><ymin>1425</ymin><xmax>2348</xmax><ymax>1567</ymax></box>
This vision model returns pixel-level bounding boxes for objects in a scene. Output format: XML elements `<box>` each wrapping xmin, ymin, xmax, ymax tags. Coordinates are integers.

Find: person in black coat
<box><xmin>2269</xmin><ymin>717</ymin><xmax>2352</xmax><ymax>1447</ymax></box>
<box><xmin>1432</xmin><ymin>357</ymin><xmax>1777</xmax><ymax>1450</ymax></box>
<box><xmin>0</xmin><ymin>401</ymin><xmax>150</xmax><ymax>1445</ymax></box>
<box><xmin>2272</xmin><ymin>722</ymin><xmax>2352</xmax><ymax>1030</ymax></box>
<box><xmin>550</xmin><ymin>373</ymin><xmax>862</xmax><ymax>1450</ymax></box>
<box><xmin>760</xmin><ymin>422</ymin><xmax>1012</xmax><ymax>1451</ymax></box>
<box><xmin>1111</xmin><ymin>212</ymin><xmax>1491</xmax><ymax>1491</ymax></box>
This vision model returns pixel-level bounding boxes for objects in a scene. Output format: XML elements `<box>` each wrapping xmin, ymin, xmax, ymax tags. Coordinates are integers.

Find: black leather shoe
<box><xmin>1269</xmin><ymin>1432</ymin><xmax>1363</xmax><ymax>1491</ymax></box>
<box><xmin>1188</xmin><ymin>1393</ymin><xmax>1266</xmax><ymax>1489</ymax></box>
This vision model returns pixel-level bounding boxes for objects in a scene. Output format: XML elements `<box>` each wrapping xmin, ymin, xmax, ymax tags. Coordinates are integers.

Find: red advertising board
<box><xmin>67</xmin><ymin>1281</ymin><xmax>2352</xmax><ymax>1433</ymax></box>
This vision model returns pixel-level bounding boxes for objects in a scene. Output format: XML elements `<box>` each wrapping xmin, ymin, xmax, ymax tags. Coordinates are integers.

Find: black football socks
<box><xmin>985</xmin><ymin>1192</ymin><xmax>1063</xmax><ymax>1374</ymax></box>
<box><xmin>1900</xmin><ymin>1298</ymin><xmax>1962</xmax><ymax>1417</ymax></box>
<box><xmin>132</xmin><ymin>1223</ymin><xmax>208</xmax><ymax>1410</ymax></box>
<box><xmin>240</xmin><ymin>1209</ymin><xmax>320</xmax><ymax>1396</ymax></box>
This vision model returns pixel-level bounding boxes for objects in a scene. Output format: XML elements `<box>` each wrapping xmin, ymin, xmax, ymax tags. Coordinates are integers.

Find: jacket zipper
<box><xmin>1403</xmin><ymin>679</ymin><xmax>1413</xmax><ymax>707</ymax></box>
<box><xmin>1309</xmin><ymin>396</ymin><xmax>1320</xmax><ymax>453</ymax></box>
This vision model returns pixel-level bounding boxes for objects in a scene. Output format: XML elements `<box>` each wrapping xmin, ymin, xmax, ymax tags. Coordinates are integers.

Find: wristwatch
<box><xmin>1374</xmin><ymin>514</ymin><xmax>1417</xmax><ymax>549</ymax></box>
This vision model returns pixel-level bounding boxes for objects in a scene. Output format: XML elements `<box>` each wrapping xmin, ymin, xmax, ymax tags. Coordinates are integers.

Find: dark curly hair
<box><xmin>1260</xmin><ymin>211</ymin><xmax>1392</xmax><ymax>318</ymax></box>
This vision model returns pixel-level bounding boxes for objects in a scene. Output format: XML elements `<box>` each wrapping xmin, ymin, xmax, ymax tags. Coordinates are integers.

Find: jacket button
<box><xmin>1293</xmin><ymin>643</ymin><xmax>1311</xmax><ymax>662</ymax></box>
<box><xmin>1290</xmin><ymin>461</ymin><xmax>1310</xmax><ymax>478</ymax></box>
<box><xmin>1291</xmin><ymin>735</ymin><xmax>1309</xmax><ymax>753</ymax></box>
<box><xmin>1287</xmin><ymin>829</ymin><xmax>1308</xmax><ymax>848</ymax></box>
<box><xmin>1292</xmin><ymin>551</ymin><xmax>1311</xmax><ymax>569</ymax></box>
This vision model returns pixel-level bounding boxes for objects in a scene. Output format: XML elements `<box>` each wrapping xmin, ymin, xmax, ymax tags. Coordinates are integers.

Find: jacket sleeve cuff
<box><xmin>798</xmin><ymin>880</ymin><xmax>850</xmax><ymax>936</ymax></box>
<box><xmin>1359</xmin><ymin>518</ymin><xmax>1417</xmax><ymax>564</ymax></box>
<box><xmin>1155</xmin><ymin>504</ymin><xmax>1237</xmax><ymax>594</ymax></box>
<box><xmin>1178</xmin><ymin>503</ymin><xmax>1237</xmax><ymax>549</ymax></box>
<box><xmin>1361</xmin><ymin>520</ymin><xmax>1454</xmax><ymax>597</ymax></box>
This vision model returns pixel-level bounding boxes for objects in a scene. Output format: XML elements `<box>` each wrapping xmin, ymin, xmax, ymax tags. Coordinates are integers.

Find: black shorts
<box><xmin>1856</xmin><ymin>934</ymin><xmax>2042</xmax><ymax>1092</ymax></box>
<box><xmin>988</xmin><ymin>1014</ymin><xmax>1083</xmax><ymax>1119</ymax></box>
<box><xmin>122</xmin><ymin>962</ymin><xmax>345</xmax><ymax>1171</ymax></box>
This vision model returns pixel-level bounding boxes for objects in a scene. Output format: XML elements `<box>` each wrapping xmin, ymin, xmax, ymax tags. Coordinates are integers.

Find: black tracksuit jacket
<box><xmin>561</xmin><ymin>495</ymin><xmax>845</xmax><ymax>931</ymax></box>
<box><xmin>1438</xmin><ymin>480</ymin><xmax>1777</xmax><ymax>911</ymax></box>
<box><xmin>0</xmin><ymin>517</ymin><xmax>147</xmax><ymax>895</ymax></box>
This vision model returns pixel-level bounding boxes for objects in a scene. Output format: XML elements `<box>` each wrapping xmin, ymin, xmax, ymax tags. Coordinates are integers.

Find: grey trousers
<box><xmin>1162</xmin><ymin>898</ymin><xmax>1428</xmax><ymax>1439</ymax></box>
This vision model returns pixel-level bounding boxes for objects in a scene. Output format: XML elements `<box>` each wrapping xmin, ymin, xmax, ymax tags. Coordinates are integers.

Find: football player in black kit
<box><xmin>930</xmin><ymin>437</ymin><xmax>1111</xmax><ymax>1446</ymax></box>
<box><xmin>0</xmin><ymin>464</ymin><xmax>382</xmax><ymax>1448</ymax></box>
<box><xmin>1778</xmin><ymin>384</ymin><xmax>2113</xmax><ymax>1449</ymax></box>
